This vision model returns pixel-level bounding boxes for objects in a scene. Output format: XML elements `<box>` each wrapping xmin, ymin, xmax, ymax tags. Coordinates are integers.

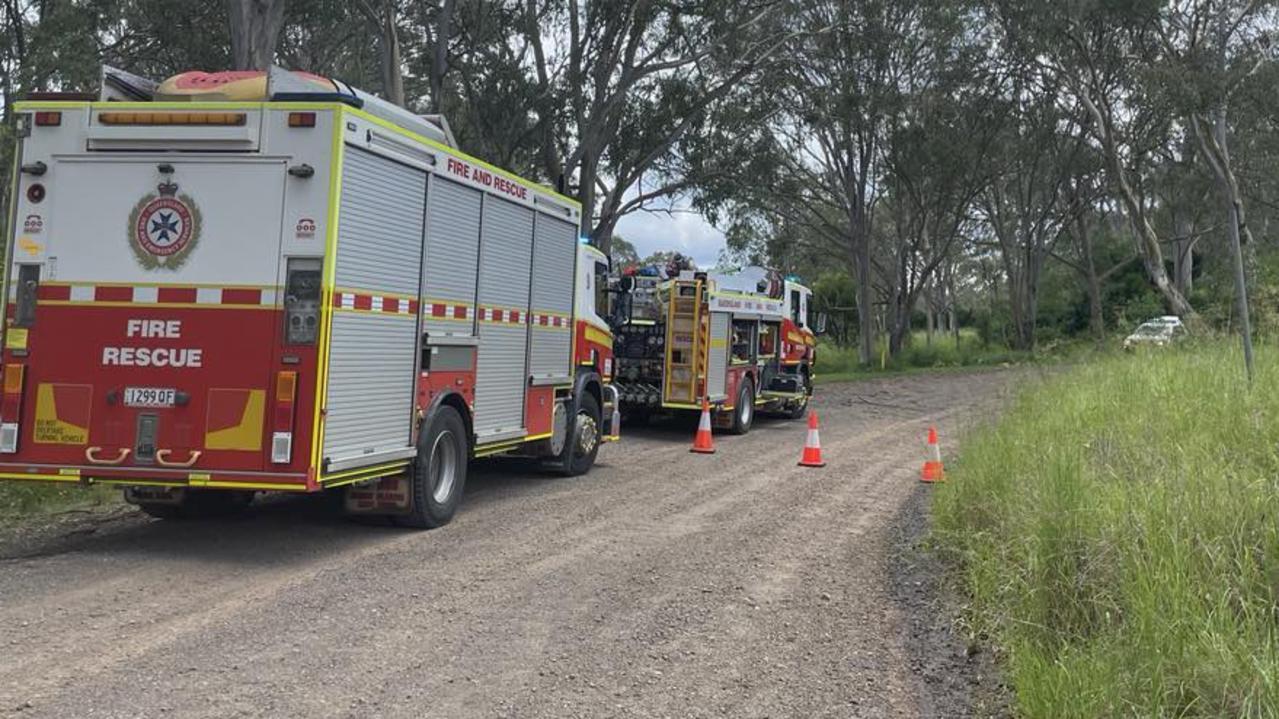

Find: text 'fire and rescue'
<box><xmin>446</xmin><ymin>158</ymin><xmax>528</xmax><ymax>200</ymax></box>
<box><xmin>101</xmin><ymin>319</ymin><xmax>203</xmax><ymax>367</ymax></box>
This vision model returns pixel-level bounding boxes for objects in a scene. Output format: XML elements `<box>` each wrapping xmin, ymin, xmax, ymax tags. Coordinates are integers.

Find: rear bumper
<box><xmin>0</xmin><ymin>462</ymin><xmax>311</xmax><ymax>492</ymax></box>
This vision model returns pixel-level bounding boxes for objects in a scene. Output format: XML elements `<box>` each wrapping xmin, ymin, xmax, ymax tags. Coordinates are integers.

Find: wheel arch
<box><xmin>422</xmin><ymin>391</ymin><xmax>474</xmax><ymax>452</ymax></box>
<box><xmin>574</xmin><ymin>368</ymin><xmax>603</xmax><ymax>414</ymax></box>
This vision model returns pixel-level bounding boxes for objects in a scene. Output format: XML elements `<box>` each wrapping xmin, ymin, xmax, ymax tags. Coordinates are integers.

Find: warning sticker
<box><xmin>33</xmin><ymin>383</ymin><xmax>91</xmax><ymax>445</ymax></box>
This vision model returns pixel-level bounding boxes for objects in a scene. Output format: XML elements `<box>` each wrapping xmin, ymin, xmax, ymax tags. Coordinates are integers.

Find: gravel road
<box><xmin>0</xmin><ymin>370</ymin><xmax>1015</xmax><ymax>719</ymax></box>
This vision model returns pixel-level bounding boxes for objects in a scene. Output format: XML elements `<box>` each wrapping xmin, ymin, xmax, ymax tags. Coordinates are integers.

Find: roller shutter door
<box><xmin>323</xmin><ymin>147</ymin><xmax>424</xmax><ymax>465</ymax></box>
<box><xmin>474</xmin><ymin>197</ymin><xmax>534</xmax><ymax>437</ymax></box>
<box><xmin>423</xmin><ymin>177</ymin><xmax>480</xmax><ymax>337</ymax></box>
<box><xmin>528</xmin><ymin>213</ymin><xmax>576</xmax><ymax>382</ymax></box>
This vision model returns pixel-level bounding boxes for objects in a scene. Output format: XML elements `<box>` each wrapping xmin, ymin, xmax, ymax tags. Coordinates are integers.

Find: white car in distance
<box><xmin>1123</xmin><ymin>316</ymin><xmax>1186</xmax><ymax>350</ymax></box>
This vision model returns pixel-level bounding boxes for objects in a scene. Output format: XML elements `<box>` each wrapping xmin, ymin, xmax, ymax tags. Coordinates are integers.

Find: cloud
<box><xmin>613</xmin><ymin>202</ymin><xmax>725</xmax><ymax>268</ymax></box>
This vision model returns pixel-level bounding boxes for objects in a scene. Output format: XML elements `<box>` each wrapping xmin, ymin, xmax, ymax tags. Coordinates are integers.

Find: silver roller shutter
<box><xmin>423</xmin><ymin>177</ymin><xmax>481</xmax><ymax>337</ymax></box>
<box><xmin>474</xmin><ymin>196</ymin><xmax>534</xmax><ymax>437</ymax></box>
<box><xmin>706</xmin><ymin>311</ymin><xmax>730</xmax><ymax>400</ymax></box>
<box><xmin>528</xmin><ymin>213</ymin><xmax>576</xmax><ymax>382</ymax></box>
<box><xmin>324</xmin><ymin>147</ymin><xmax>424</xmax><ymax>466</ymax></box>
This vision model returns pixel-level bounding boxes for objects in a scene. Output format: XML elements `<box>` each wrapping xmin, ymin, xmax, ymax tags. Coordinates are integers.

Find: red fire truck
<box><xmin>609</xmin><ymin>265</ymin><xmax>817</xmax><ymax>433</ymax></box>
<box><xmin>0</xmin><ymin>67</ymin><xmax>617</xmax><ymax>527</ymax></box>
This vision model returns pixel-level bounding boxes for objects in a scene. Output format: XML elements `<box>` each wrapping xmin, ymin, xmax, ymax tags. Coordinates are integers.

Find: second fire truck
<box><xmin>608</xmin><ymin>264</ymin><xmax>818</xmax><ymax>433</ymax></box>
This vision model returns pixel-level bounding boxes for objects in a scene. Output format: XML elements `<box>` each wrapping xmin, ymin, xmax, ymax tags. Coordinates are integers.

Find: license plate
<box><xmin>123</xmin><ymin>387</ymin><xmax>176</xmax><ymax>408</ymax></box>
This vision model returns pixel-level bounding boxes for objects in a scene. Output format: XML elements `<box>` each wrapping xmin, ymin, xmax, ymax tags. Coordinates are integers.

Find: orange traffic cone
<box><xmin>798</xmin><ymin>411</ymin><xmax>826</xmax><ymax>467</ymax></box>
<box><xmin>921</xmin><ymin>426</ymin><xmax>945</xmax><ymax>482</ymax></box>
<box><xmin>690</xmin><ymin>398</ymin><xmax>716</xmax><ymax>454</ymax></box>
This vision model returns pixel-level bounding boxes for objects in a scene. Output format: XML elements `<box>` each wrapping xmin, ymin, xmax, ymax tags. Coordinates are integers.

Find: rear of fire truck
<box><xmin>608</xmin><ymin>265</ymin><xmax>818</xmax><ymax>432</ymax></box>
<box><xmin>0</xmin><ymin>71</ymin><xmax>351</xmax><ymax>516</ymax></box>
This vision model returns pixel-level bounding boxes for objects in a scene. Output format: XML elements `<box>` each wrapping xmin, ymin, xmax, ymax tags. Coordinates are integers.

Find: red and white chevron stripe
<box><xmin>423</xmin><ymin>301</ymin><xmax>475</xmax><ymax>321</ymax></box>
<box><xmin>332</xmin><ymin>290</ymin><xmax>419</xmax><ymax>315</ymax></box>
<box><xmin>35</xmin><ymin>283</ymin><xmax>277</xmax><ymax>306</ymax></box>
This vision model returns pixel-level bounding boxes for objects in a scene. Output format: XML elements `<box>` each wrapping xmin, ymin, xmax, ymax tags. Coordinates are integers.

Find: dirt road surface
<box><xmin>0</xmin><ymin>370</ymin><xmax>1015</xmax><ymax>718</ymax></box>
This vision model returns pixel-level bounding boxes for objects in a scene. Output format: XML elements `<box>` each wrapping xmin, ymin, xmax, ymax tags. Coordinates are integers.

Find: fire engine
<box><xmin>608</xmin><ymin>263</ymin><xmax>817</xmax><ymax>433</ymax></box>
<box><xmin>0</xmin><ymin>67</ymin><xmax>618</xmax><ymax>527</ymax></box>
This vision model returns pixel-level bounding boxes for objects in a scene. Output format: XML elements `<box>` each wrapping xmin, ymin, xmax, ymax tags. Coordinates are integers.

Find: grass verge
<box><xmin>932</xmin><ymin>342</ymin><xmax>1279</xmax><ymax>717</ymax></box>
<box><xmin>814</xmin><ymin>330</ymin><xmax>1098</xmax><ymax>384</ymax></box>
<box><xmin>0</xmin><ymin>481</ymin><xmax>118</xmax><ymax>517</ymax></box>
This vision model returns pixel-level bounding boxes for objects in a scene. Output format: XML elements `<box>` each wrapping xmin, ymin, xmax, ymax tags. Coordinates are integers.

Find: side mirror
<box><xmin>814</xmin><ymin>312</ymin><xmax>829</xmax><ymax>336</ymax></box>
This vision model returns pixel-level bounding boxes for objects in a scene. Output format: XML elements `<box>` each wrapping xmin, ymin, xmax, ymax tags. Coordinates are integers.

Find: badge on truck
<box><xmin>128</xmin><ymin>179</ymin><xmax>201</xmax><ymax>270</ymax></box>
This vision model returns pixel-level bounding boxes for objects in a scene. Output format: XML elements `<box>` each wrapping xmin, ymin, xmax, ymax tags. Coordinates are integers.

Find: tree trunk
<box><xmin>1195</xmin><ymin>108</ymin><xmax>1254</xmax><ymax>380</ymax></box>
<box><xmin>226</xmin><ymin>0</ymin><xmax>286</xmax><ymax>71</ymax></box>
<box><xmin>851</xmin><ymin>213</ymin><xmax>874</xmax><ymax>366</ymax></box>
<box><xmin>1077</xmin><ymin>91</ymin><xmax>1196</xmax><ymax>319</ymax></box>
<box><xmin>1172</xmin><ymin>211</ymin><xmax>1194</xmax><ymax>297</ymax></box>
<box><xmin>378</xmin><ymin>0</ymin><xmax>404</xmax><ymax>107</ymax></box>
<box><xmin>429</xmin><ymin>0</ymin><xmax>456</xmax><ymax>113</ymax></box>
<box><xmin>1077</xmin><ymin>212</ymin><xmax>1104</xmax><ymax>344</ymax></box>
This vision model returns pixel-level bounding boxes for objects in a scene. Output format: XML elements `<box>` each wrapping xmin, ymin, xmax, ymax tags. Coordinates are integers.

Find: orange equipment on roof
<box><xmin>155</xmin><ymin>70</ymin><xmax>332</xmax><ymax>102</ymax></box>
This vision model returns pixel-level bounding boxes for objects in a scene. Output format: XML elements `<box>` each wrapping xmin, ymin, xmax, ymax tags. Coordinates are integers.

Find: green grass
<box><xmin>933</xmin><ymin>341</ymin><xmax>1279</xmax><ymax>717</ymax></box>
<box><xmin>0</xmin><ymin>481</ymin><xmax>118</xmax><ymax>517</ymax></box>
<box><xmin>814</xmin><ymin>329</ymin><xmax>1069</xmax><ymax>384</ymax></box>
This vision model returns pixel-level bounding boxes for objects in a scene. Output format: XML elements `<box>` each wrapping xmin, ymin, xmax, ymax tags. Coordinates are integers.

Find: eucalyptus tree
<box><xmin>978</xmin><ymin>68</ymin><xmax>1091</xmax><ymax>351</ymax></box>
<box><xmin>519</xmin><ymin>0</ymin><xmax>795</xmax><ymax>255</ymax></box>
<box><xmin>994</xmin><ymin>0</ymin><xmax>1196</xmax><ymax>318</ymax></box>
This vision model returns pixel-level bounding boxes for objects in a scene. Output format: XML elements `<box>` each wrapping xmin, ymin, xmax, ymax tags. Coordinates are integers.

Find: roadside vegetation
<box><xmin>812</xmin><ymin>330</ymin><xmax>1097</xmax><ymax>384</ymax></box>
<box><xmin>933</xmin><ymin>342</ymin><xmax>1279</xmax><ymax>717</ymax></box>
<box><xmin>0</xmin><ymin>481</ymin><xmax>116</xmax><ymax>517</ymax></box>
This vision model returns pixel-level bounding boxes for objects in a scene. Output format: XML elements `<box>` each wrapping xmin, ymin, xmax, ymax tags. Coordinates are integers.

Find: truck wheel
<box><xmin>784</xmin><ymin>370</ymin><xmax>812</xmax><ymax>420</ymax></box>
<box><xmin>556</xmin><ymin>392</ymin><xmax>601</xmax><ymax>476</ymax></box>
<box><xmin>728</xmin><ymin>376</ymin><xmax>755</xmax><ymax>435</ymax></box>
<box><xmin>400</xmin><ymin>405</ymin><xmax>468</xmax><ymax>529</ymax></box>
<box><xmin>135</xmin><ymin>490</ymin><xmax>254</xmax><ymax>520</ymax></box>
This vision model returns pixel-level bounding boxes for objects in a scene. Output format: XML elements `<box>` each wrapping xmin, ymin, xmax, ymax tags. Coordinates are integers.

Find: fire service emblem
<box><xmin>127</xmin><ymin>180</ymin><xmax>201</xmax><ymax>270</ymax></box>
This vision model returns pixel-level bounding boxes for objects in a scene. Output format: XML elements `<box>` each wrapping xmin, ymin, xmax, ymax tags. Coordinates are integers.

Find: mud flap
<box><xmin>344</xmin><ymin>474</ymin><xmax>414</xmax><ymax>515</ymax></box>
<box><xmin>123</xmin><ymin>486</ymin><xmax>185</xmax><ymax>506</ymax></box>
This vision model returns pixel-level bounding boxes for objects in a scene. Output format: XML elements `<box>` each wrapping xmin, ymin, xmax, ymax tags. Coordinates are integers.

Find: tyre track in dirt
<box><xmin>0</xmin><ymin>369</ymin><xmax>1015</xmax><ymax>718</ymax></box>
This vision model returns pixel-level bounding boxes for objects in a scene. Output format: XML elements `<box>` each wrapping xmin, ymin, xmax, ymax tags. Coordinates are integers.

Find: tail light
<box><xmin>288</xmin><ymin>112</ymin><xmax>316</xmax><ymax>128</ymax></box>
<box><xmin>271</xmin><ymin>370</ymin><xmax>297</xmax><ymax>464</ymax></box>
<box><xmin>0</xmin><ymin>365</ymin><xmax>26</xmax><ymax>453</ymax></box>
<box><xmin>34</xmin><ymin>111</ymin><xmax>61</xmax><ymax>126</ymax></box>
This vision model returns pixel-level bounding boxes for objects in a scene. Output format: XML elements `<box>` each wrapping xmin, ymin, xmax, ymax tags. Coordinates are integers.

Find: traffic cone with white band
<box><xmin>921</xmin><ymin>426</ymin><xmax>945</xmax><ymax>482</ymax></box>
<box><xmin>797</xmin><ymin>411</ymin><xmax>826</xmax><ymax>468</ymax></box>
<box><xmin>690</xmin><ymin>398</ymin><xmax>716</xmax><ymax>454</ymax></box>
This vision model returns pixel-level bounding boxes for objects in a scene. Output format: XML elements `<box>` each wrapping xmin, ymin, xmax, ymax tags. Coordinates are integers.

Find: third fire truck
<box><xmin>609</xmin><ymin>264</ymin><xmax>817</xmax><ymax>433</ymax></box>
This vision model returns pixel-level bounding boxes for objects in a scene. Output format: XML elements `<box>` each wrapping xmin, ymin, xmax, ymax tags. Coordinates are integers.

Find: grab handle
<box><xmin>85</xmin><ymin>447</ymin><xmax>131</xmax><ymax>465</ymax></box>
<box><xmin>155</xmin><ymin>449</ymin><xmax>201</xmax><ymax>468</ymax></box>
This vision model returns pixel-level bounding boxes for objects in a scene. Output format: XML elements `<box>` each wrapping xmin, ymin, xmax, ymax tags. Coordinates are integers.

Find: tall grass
<box><xmin>816</xmin><ymin>330</ymin><xmax>1044</xmax><ymax>381</ymax></box>
<box><xmin>933</xmin><ymin>343</ymin><xmax>1279</xmax><ymax>717</ymax></box>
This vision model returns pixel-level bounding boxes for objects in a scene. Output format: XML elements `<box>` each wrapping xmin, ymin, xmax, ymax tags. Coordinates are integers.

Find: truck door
<box><xmin>321</xmin><ymin>147</ymin><xmax>425</xmax><ymax>469</ymax></box>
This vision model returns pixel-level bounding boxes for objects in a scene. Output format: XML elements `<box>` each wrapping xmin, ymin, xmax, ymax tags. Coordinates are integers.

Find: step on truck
<box><xmin>0</xmin><ymin>66</ymin><xmax>618</xmax><ymax>526</ymax></box>
<box><xmin>608</xmin><ymin>264</ymin><xmax>818</xmax><ymax>433</ymax></box>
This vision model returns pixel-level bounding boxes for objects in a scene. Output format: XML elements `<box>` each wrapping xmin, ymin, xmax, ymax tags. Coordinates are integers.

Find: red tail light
<box><xmin>34</xmin><ymin>111</ymin><xmax>61</xmax><ymax>127</ymax></box>
<box><xmin>288</xmin><ymin>112</ymin><xmax>316</xmax><ymax>128</ymax></box>
<box><xmin>0</xmin><ymin>365</ymin><xmax>26</xmax><ymax>453</ymax></box>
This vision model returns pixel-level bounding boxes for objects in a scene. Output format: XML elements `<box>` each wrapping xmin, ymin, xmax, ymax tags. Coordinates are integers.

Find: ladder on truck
<box><xmin>662</xmin><ymin>279</ymin><xmax>708</xmax><ymax>406</ymax></box>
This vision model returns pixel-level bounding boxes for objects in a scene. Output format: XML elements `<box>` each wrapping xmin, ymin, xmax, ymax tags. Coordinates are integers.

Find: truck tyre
<box><xmin>400</xmin><ymin>405</ymin><xmax>468</xmax><ymax>529</ymax></box>
<box><xmin>556</xmin><ymin>392</ymin><xmax>601</xmax><ymax>477</ymax></box>
<box><xmin>784</xmin><ymin>369</ymin><xmax>811</xmax><ymax>420</ymax></box>
<box><xmin>135</xmin><ymin>490</ymin><xmax>254</xmax><ymax>520</ymax></box>
<box><xmin>728</xmin><ymin>376</ymin><xmax>755</xmax><ymax>435</ymax></box>
<box><xmin>784</xmin><ymin>396</ymin><xmax>810</xmax><ymax>420</ymax></box>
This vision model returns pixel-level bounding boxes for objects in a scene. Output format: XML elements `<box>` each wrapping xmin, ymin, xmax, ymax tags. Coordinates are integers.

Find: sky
<box><xmin>611</xmin><ymin>197</ymin><xmax>727</xmax><ymax>269</ymax></box>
